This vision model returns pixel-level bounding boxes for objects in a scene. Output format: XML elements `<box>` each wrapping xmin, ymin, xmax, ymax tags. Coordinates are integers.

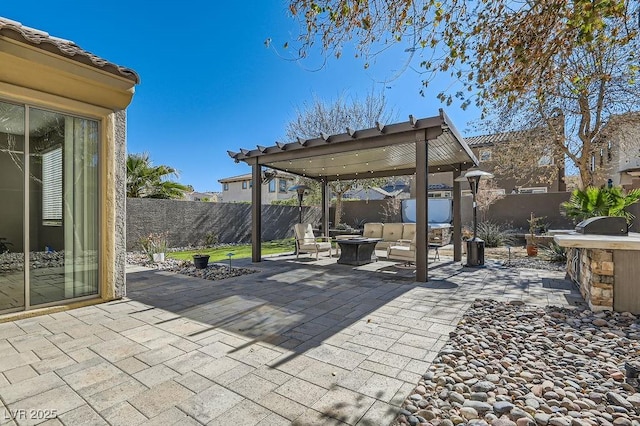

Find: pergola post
<box><xmin>453</xmin><ymin>165</ymin><xmax>462</xmax><ymax>262</ymax></box>
<box><xmin>321</xmin><ymin>180</ymin><xmax>330</xmax><ymax>237</ymax></box>
<box><xmin>415</xmin><ymin>135</ymin><xmax>429</xmax><ymax>282</ymax></box>
<box><xmin>251</xmin><ymin>161</ymin><xmax>262</xmax><ymax>262</ymax></box>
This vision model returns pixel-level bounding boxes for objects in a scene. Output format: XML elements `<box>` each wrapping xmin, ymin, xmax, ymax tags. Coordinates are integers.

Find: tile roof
<box><xmin>465</xmin><ymin>130</ymin><xmax>530</xmax><ymax>147</ymax></box>
<box><xmin>0</xmin><ymin>17</ymin><xmax>139</xmax><ymax>84</ymax></box>
<box><xmin>218</xmin><ymin>169</ymin><xmax>295</xmax><ymax>183</ymax></box>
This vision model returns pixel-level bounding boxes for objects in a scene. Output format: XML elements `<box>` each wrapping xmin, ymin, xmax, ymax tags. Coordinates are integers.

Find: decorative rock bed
<box><xmin>395</xmin><ymin>299</ymin><xmax>640</xmax><ymax>426</ymax></box>
<box><xmin>503</xmin><ymin>258</ymin><xmax>565</xmax><ymax>272</ymax></box>
<box><xmin>0</xmin><ymin>251</ymin><xmax>66</xmax><ymax>272</ymax></box>
<box><xmin>126</xmin><ymin>252</ymin><xmax>256</xmax><ymax>281</ymax></box>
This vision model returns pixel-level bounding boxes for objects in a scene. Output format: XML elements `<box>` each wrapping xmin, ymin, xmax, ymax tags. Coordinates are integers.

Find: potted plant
<box><xmin>526</xmin><ymin>213</ymin><xmax>544</xmax><ymax>257</ymax></box>
<box><xmin>140</xmin><ymin>232</ymin><xmax>168</xmax><ymax>263</ymax></box>
<box><xmin>192</xmin><ymin>252</ymin><xmax>210</xmax><ymax>269</ymax></box>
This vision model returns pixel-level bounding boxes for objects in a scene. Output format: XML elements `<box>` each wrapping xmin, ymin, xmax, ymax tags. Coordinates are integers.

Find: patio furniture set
<box><xmin>293</xmin><ymin>222</ymin><xmax>448</xmax><ymax>266</ymax></box>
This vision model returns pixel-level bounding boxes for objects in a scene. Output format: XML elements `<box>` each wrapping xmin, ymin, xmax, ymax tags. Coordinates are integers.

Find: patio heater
<box><xmin>288</xmin><ymin>184</ymin><xmax>310</xmax><ymax>224</ymax></box>
<box><xmin>455</xmin><ymin>169</ymin><xmax>494</xmax><ymax>267</ymax></box>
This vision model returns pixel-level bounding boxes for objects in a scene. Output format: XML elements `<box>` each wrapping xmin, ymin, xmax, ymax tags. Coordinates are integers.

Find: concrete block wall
<box><xmin>338</xmin><ymin>193</ymin><xmax>576</xmax><ymax>232</ymax></box>
<box><xmin>126</xmin><ymin>199</ymin><xmax>321</xmax><ymax>250</ymax></box>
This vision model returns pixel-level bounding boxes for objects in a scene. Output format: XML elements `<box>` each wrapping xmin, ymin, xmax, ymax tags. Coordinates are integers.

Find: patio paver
<box><xmin>0</xmin><ymin>253</ymin><xmax>583</xmax><ymax>425</ymax></box>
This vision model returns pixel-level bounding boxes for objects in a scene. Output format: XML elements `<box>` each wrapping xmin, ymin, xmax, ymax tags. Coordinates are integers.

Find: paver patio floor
<box><xmin>0</xmin><ymin>254</ymin><xmax>583</xmax><ymax>425</ymax></box>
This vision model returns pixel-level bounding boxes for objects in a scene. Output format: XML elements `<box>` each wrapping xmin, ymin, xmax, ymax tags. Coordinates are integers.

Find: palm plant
<box><xmin>126</xmin><ymin>152</ymin><xmax>189</xmax><ymax>199</ymax></box>
<box><xmin>561</xmin><ymin>186</ymin><xmax>640</xmax><ymax>224</ymax></box>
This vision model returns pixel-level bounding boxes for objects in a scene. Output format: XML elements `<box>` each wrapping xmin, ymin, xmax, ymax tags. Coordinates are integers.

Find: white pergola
<box><xmin>229</xmin><ymin>109</ymin><xmax>478</xmax><ymax>282</ymax></box>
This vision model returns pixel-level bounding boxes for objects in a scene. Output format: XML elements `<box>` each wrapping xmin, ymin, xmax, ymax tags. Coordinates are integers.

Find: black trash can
<box><xmin>466</xmin><ymin>238</ymin><xmax>485</xmax><ymax>266</ymax></box>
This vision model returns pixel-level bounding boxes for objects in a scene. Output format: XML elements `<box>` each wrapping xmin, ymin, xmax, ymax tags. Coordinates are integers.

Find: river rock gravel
<box><xmin>394</xmin><ymin>299</ymin><xmax>640</xmax><ymax>426</ymax></box>
<box><xmin>126</xmin><ymin>252</ymin><xmax>256</xmax><ymax>281</ymax></box>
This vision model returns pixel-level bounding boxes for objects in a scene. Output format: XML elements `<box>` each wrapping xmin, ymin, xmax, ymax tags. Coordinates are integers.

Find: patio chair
<box><xmin>387</xmin><ymin>234</ymin><xmax>440</xmax><ymax>264</ymax></box>
<box><xmin>294</xmin><ymin>223</ymin><xmax>332</xmax><ymax>260</ymax></box>
<box><xmin>387</xmin><ymin>237</ymin><xmax>416</xmax><ymax>265</ymax></box>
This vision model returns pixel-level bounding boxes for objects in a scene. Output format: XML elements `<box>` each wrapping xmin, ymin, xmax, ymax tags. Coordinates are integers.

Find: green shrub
<box><xmin>561</xmin><ymin>186</ymin><xmax>640</xmax><ymax>224</ymax></box>
<box><xmin>476</xmin><ymin>221</ymin><xmax>516</xmax><ymax>248</ymax></box>
<box><xmin>540</xmin><ymin>241</ymin><xmax>567</xmax><ymax>262</ymax></box>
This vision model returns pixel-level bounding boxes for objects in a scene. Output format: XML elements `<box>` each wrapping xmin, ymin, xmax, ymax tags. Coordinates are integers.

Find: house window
<box><xmin>242</xmin><ymin>181</ymin><xmax>247</xmax><ymax>189</ymax></box>
<box><xmin>479</xmin><ymin>150</ymin><xmax>492</xmax><ymax>162</ymax></box>
<box><xmin>538</xmin><ymin>155</ymin><xmax>553</xmax><ymax>166</ymax></box>
<box><xmin>278</xmin><ymin>179</ymin><xmax>287</xmax><ymax>193</ymax></box>
<box><xmin>268</xmin><ymin>180</ymin><xmax>276</xmax><ymax>193</ymax></box>
<box><xmin>223</xmin><ymin>183</ymin><xmax>229</xmax><ymax>191</ymax></box>
<box><xmin>519</xmin><ymin>187</ymin><xmax>547</xmax><ymax>194</ymax></box>
<box><xmin>250</xmin><ymin>180</ymin><xmax>253</xmax><ymax>188</ymax></box>
<box><xmin>42</xmin><ymin>146</ymin><xmax>63</xmax><ymax>226</ymax></box>
<box><xmin>428</xmin><ymin>191</ymin><xmax>452</xmax><ymax>198</ymax></box>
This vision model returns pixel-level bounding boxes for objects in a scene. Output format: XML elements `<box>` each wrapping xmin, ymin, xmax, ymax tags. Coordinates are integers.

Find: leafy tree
<box><xmin>561</xmin><ymin>186</ymin><xmax>640</xmax><ymax>223</ymax></box>
<box><xmin>284</xmin><ymin>91</ymin><xmax>397</xmax><ymax>224</ymax></box>
<box><xmin>126</xmin><ymin>152</ymin><xmax>189</xmax><ymax>199</ymax></box>
<box><xmin>476</xmin><ymin>180</ymin><xmax>505</xmax><ymax>222</ymax></box>
<box><xmin>285</xmin><ymin>0</ymin><xmax>640</xmax><ymax>188</ymax></box>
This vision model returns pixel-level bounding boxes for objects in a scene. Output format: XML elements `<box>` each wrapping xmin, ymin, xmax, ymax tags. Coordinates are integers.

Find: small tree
<box><xmin>381</xmin><ymin>197</ymin><xmax>402</xmax><ymax>223</ymax></box>
<box><xmin>284</xmin><ymin>91</ymin><xmax>396</xmax><ymax>225</ymax></box>
<box><xmin>126</xmin><ymin>152</ymin><xmax>189</xmax><ymax>199</ymax></box>
<box><xmin>476</xmin><ymin>180</ymin><xmax>505</xmax><ymax>222</ymax></box>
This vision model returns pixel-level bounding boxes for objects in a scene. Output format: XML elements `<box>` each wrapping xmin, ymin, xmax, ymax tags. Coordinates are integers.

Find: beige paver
<box><xmin>0</xmin><ymin>372</ymin><xmax>65</xmax><ymax>405</ymax></box>
<box><xmin>312</xmin><ymin>386</ymin><xmax>376</xmax><ymax>425</ymax></box>
<box><xmin>208</xmin><ymin>399</ymin><xmax>272</xmax><ymax>425</ymax></box>
<box><xmin>7</xmin><ymin>385</ymin><xmax>85</xmax><ymax>426</ymax></box>
<box><xmin>57</xmin><ymin>404</ymin><xmax>108</xmax><ymax>426</ymax></box>
<box><xmin>128</xmin><ymin>380</ymin><xmax>194</xmax><ymax>418</ymax></box>
<box><xmin>0</xmin><ymin>254</ymin><xmax>583</xmax><ymax>425</ymax></box>
<box><xmin>177</xmin><ymin>383</ymin><xmax>244</xmax><ymax>423</ymax></box>
<box><xmin>275</xmin><ymin>377</ymin><xmax>328</xmax><ymax>407</ymax></box>
<box><xmin>100</xmin><ymin>401</ymin><xmax>147</xmax><ymax>426</ymax></box>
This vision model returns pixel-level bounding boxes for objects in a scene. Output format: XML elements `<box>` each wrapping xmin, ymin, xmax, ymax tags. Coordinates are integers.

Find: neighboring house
<box><xmin>346</xmin><ymin>181</ymin><xmax>451</xmax><ymax>200</ymax></box>
<box><xmin>428</xmin><ymin>128</ymin><xmax>567</xmax><ymax>194</ymax></box>
<box><xmin>183</xmin><ymin>191</ymin><xmax>220</xmax><ymax>202</ymax></box>
<box><xmin>0</xmin><ymin>18</ymin><xmax>139</xmax><ymax>315</ymax></box>
<box><xmin>343</xmin><ymin>181</ymin><xmax>411</xmax><ymax>200</ymax></box>
<box><xmin>218</xmin><ymin>169</ymin><xmax>296</xmax><ymax>204</ymax></box>
<box><xmin>590</xmin><ymin>112</ymin><xmax>640</xmax><ymax>190</ymax></box>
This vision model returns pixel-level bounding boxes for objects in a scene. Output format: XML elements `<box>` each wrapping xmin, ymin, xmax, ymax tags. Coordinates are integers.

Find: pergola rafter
<box><xmin>230</xmin><ymin>109</ymin><xmax>478</xmax><ymax>282</ymax></box>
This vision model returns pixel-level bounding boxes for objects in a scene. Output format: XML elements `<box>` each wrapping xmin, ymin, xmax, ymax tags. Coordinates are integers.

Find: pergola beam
<box><xmin>233</xmin><ymin>116</ymin><xmax>444</xmax><ymax>162</ymax></box>
<box><xmin>415</xmin><ymin>135</ymin><xmax>429</xmax><ymax>282</ymax></box>
<box><xmin>251</xmin><ymin>161</ymin><xmax>262</xmax><ymax>262</ymax></box>
<box><xmin>254</xmin><ymin>130</ymin><xmax>442</xmax><ymax>165</ymax></box>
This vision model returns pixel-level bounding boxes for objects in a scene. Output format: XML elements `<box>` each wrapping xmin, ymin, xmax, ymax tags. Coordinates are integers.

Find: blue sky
<box><xmin>3</xmin><ymin>1</ymin><xmax>482</xmax><ymax>192</ymax></box>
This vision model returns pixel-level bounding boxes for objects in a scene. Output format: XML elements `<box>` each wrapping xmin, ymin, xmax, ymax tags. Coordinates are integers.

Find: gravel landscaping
<box><xmin>0</xmin><ymin>251</ymin><xmax>67</xmax><ymax>272</ymax></box>
<box><xmin>395</xmin><ymin>299</ymin><xmax>640</xmax><ymax>426</ymax></box>
<box><xmin>502</xmin><ymin>258</ymin><xmax>565</xmax><ymax>272</ymax></box>
<box><xmin>126</xmin><ymin>252</ymin><xmax>256</xmax><ymax>280</ymax></box>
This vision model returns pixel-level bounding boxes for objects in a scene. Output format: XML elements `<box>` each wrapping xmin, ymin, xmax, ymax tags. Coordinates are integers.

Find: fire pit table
<box><xmin>336</xmin><ymin>238</ymin><xmax>382</xmax><ymax>266</ymax></box>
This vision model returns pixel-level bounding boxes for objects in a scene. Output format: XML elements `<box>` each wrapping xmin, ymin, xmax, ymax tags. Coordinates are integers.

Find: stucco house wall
<box><xmin>0</xmin><ymin>17</ymin><xmax>138</xmax><ymax>315</ymax></box>
<box><xmin>219</xmin><ymin>172</ymin><xmax>296</xmax><ymax>204</ymax></box>
<box><xmin>591</xmin><ymin>113</ymin><xmax>640</xmax><ymax>190</ymax></box>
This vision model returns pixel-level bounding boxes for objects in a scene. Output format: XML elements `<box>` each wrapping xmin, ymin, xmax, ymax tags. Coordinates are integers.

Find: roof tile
<box><xmin>0</xmin><ymin>17</ymin><xmax>139</xmax><ymax>84</ymax></box>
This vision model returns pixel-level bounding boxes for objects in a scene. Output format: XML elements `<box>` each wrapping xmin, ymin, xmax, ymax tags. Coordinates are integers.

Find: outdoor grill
<box><xmin>575</xmin><ymin>216</ymin><xmax>628</xmax><ymax>236</ymax></box>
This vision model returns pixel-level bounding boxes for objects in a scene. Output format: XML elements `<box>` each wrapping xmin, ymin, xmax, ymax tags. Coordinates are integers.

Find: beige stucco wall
<box><xmin>221</xmin><ymin>178</ymin><xmax>296</xmax><ymax>204</ymax></box>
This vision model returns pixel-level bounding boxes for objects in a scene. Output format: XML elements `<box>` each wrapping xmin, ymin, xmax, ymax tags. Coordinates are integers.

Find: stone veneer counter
<box><xmin>554</xmin><ymin>232</ymin><xmax>640</xmax><ymax>314</ymax></box>
<box><xmin>554</xmin><ymin>232</ymin><xmax>640</xmax><ymax>250</ymax></box>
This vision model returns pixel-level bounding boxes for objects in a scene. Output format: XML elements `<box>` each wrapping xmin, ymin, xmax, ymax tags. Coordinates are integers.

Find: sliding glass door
<box><xmin>0</xmin><ymin>102</ymin><xmax>25</xmax><ymax>312</ymax></box>
<box><xmin>0</xmin><ymin>102</ymin><xmax>99</xmax><ymax>313</ymax></box>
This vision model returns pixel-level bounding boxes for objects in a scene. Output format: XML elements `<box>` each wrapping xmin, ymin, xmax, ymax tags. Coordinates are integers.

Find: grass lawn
<box><xmin>168</xmin><ymin>239</ymin><xmax>296</xmax><ymax>262</ymax></box>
